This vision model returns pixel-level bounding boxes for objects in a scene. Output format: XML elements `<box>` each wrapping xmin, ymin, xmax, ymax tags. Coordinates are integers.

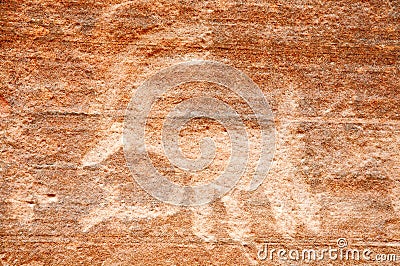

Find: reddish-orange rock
<box><xmin>0</xmin><ymin>0</ymin><xmax>399</xmax><ymax>265</ymax></box>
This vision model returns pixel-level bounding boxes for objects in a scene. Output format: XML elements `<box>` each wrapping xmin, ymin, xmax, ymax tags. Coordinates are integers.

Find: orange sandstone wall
<box><xmin>0</xmin><ymin>0</ymin><xmax>399</xmax><ymax>265</ymax></box>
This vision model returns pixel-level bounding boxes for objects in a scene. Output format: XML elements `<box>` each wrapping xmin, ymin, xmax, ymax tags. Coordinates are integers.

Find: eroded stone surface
<box><xmin>1</xmin><ymin>0</ymin><xmax>399</xmax><ymax>265</ymax></box>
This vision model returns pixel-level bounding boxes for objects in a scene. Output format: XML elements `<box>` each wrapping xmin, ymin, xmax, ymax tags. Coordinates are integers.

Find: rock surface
<box><xmin>0</xmin><ymin>0</ymin><xmax>399</xmax><ymax>265</ymax></box>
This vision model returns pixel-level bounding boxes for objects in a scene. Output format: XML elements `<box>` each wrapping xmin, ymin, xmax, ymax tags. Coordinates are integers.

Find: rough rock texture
<box><xmin>0</xmin><ymin>0</ymin><xmax>399</xmax><ymax>265</ymax></box>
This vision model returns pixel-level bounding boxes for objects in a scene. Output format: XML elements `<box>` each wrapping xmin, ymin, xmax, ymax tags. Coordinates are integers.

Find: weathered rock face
<box><xmin>1</xmin><ymin>0</ymin><xmax>399</xmax><ymax>265</ymax></box>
